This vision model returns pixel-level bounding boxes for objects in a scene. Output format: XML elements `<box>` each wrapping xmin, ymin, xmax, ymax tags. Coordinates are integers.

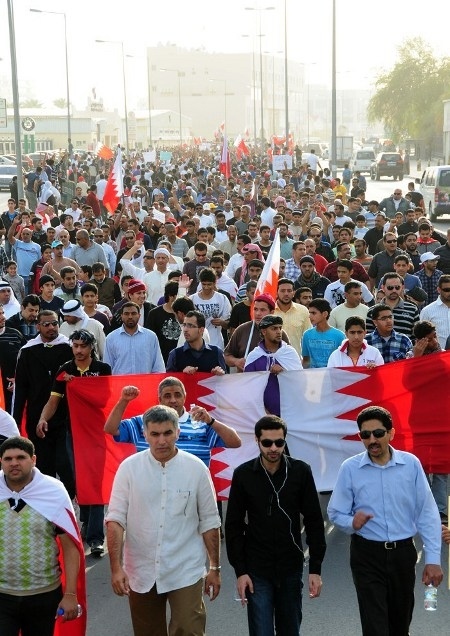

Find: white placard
<box><xmin>272</xmin><ymin>154</ymin><xmax>292</xmax><ymax>170</ymax></box>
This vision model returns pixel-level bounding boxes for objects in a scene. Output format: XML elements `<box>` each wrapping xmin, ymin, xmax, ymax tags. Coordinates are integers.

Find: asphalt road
<box><xmin>84</xmin><ymin>496</ymin><xmax>450</xmax><ymax>635</ymax></box>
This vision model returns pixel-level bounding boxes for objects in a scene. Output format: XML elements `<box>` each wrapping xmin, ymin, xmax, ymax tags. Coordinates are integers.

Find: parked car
<box><xmin>349</xmin><ymin>148</ymin><xmax>376</xmax><ymax>174</ymax></box>
<box><xmin>370</xmin><ymin>152</ymin><xmax>404</xmax><ymax>181</ymax></box>
<box><xmin>3</xmin><ymin>154</ymin><xmax>34</xmax><ymax>170</ymax></box>
<box><xmin>0</xmin><ymin>165</ymin><xmax>24</xmax><ymax>191</ymax></box>
<box><xmin>0</xmin><ymin>155</ymin><xmax>15</xmax><ymax>165</ymax></box>
<box><xmin>420</xmin><ymin>165</ymin><xmax>450</xmax><ymax>221</ymax></box>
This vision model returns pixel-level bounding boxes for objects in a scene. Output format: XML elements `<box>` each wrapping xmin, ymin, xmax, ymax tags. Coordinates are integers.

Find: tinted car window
<box><xmin>357</xmin><ymin>151</ymin><xmax>374</xmax><ymax>160</ymax></box>
<box><xmin>438</xmin><ymin>169</ymin><xmax>450</xmax><ymax>187</ymax></box>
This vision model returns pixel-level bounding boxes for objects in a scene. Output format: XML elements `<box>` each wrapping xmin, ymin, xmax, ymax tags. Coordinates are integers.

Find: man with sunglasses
<box><xmin>366</xmin><ymin>273</ymin><xmax>419</xmax><ymax>339</ymax></box>
<box><xmin>226</xmin><ymin>414</ymin><xmax>326</xmax><ymax>636</ymax></box>
<box><xmin>328</xmin><ymin>405</ymin><xmax>443</xmax><ymax>636</ymax></box>
<box><xmin>368</xmin><ymin>232</ymin><xmax>403</xmax><ymax>290</ymax></box>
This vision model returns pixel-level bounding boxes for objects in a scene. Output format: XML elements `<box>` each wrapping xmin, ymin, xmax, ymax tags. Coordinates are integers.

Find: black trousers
<box><xmin>0</xmin><ymin>586</ymin><xmax>62</xmax><ymax>636</ymax></box>
<box><xmin>27</xmin><ymin>425</ymin><xmax>76</xmax><ymax>499</ymax></box>
<box><xmin>350</xmin><ymin>534</ymin><xmax>417</xmax><ymax>636</ymax></box>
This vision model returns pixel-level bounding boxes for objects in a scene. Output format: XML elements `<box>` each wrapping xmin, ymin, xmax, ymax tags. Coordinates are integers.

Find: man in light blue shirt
<box><xmin>328</xmin><ymin>405</ymin><xmax>443</xmax><ymax>636</ymax></box>
<box><xmin>103</xmin><ymin>301</ymin><xmax>165</xmax><ymax>374</ymax></box>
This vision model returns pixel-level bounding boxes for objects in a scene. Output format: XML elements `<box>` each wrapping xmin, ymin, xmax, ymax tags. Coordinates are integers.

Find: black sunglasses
<box><xmin>39</xmin><ymin>320</ymin><xmax>58</xmax><ymax>328</ymax></box>
<box><xmin>359</xmin><ymin>429</ymin><xmax>388</xmax><ymax>440</ymax></box>
<box><xmin>386</xmin><ymin>285</ymin><xmax>401</xmax><ymax>291</ymax></box>
<box><xmin>259</xmin><ymin>438</ymin><xmax>286</xmax><ymax>448</ymax></box>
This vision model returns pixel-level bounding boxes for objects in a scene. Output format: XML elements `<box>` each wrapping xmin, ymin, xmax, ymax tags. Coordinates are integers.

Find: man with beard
<box><xmin>328</xmin><ymin>406</ymin><xmax>442</xmax><ymax>636</ymax></box>
<box><xmin>366</xmin><ymin>274</ymin><xmax>419</xmax><ymax>338</ymax></box>
<box><xmin>224</xmin><ymin>293</ymin><xmax>290</xmax><ymax>372</ymax></box>
<box><xmin>226</xmin><ymin>414</ymin><xmax>325</xmax><ymax>636</ymax></box>
<box><xmin>294</xmin><ymin>256</ymin><xmax>331</xmax><ymax>299</ymax></box>
<box><xmin>274</xmin><ymin>278</ymin><xmax>310</xmax><ymax>357</ymax></box>
<box><xmin>37</xmin><ymin>329</ymin><xmax>111</xmax><ymax>557</ymax></box>
<box><xmin>104</xmin><ymin>302</ymin><xmax>165</xmax><ymax>375</ymax></box>
<box><xmin>13</xmin><ymin>310</ymin><xmax>74</xmax><ymax>498</ymax></box>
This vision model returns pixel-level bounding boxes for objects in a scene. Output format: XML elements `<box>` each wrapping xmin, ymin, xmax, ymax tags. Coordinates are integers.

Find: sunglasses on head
<box><xmin>259</xmin><ymin>438</ymin><xmax>286</xmax><ymax>448</ymax></box>
<box><xmin>359</xmin><ymin>429</ymin><xmax>388</xmax><ymax>440</ymax></box>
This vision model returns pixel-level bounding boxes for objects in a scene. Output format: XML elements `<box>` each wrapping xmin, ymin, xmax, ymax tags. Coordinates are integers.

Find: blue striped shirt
<box><xmin>114</xmin><ymin>410</ymin><xmax>224</xmax><ymax>466</ymax></box>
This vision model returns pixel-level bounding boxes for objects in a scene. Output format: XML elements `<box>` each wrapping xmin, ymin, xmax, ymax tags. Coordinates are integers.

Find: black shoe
<box><xmin>89</xmin><ymin>541</ymin><xmax>104</xmax><ymax>557</ymax></box>
<box><xmin>80</xmin><ymin>523</ymin><xmax>87</xmax><ymax>542</ymax></box>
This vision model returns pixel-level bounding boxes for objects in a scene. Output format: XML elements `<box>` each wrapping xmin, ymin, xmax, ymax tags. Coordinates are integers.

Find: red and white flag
<box><xmin>102</xmin><ymin>146</ymin><xmax>124</xmax><ymax>214</ymax></box>
<box><xmin>95</xmin><ymin>142</ymin><xmax>114</xmax><ymax>160</ymax></box>
<box><xmin>67</xmin><ymin>353</ymin><xmax>450</xmax><ymax>503</ymax></box>
<box><xmin>234</xmin><ymin>134</ymin><xmax>250</xmax><ymax>160</ymax></box>
<box><xmin>219</xmin><ymin>135</ymin><xmax>231</xmax><ymax>179</ymax></box>
<box><xmin>255</xmin><ymin>228</ymin><xmax>280</xmax><ymax>301</ymax></box>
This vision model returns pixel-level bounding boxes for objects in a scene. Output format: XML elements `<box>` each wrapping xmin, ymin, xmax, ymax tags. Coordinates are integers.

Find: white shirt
<box><xmin>59</xmin><ymin>317</ymin><xmax>106</xmax><ymax>360</ymax></box>
<box><xmin>105</xmin><ymin>449</ymin><xmax>220</xmax><ymax>594</ymax></box>
<box><xmin>420</xmin><ymin>297</ymin><xmax>450</xmax><ymax>349</ymax></box>
<box><xmin>225</xmin><ymin>253</ymin><xmax>244</xmax><ymax>279</ymax></box>
<box><xmin>327</xmin><ymin>340</ymin><xmax>384</xmax><ymax>367</ymax></box>
<box><xmin>260</xmin><ymin>207</ymin><xmax>276</xmax><ymax>227</ymax></box>
<box><xmin>143</xmin><ymin>269</ymin><xmax>171</xmax><ymax>306</ymax></box>
<box><xmin>190</xmin><ymin>290</ymin><xmax>232</xmax><ymax>349</ymax></box>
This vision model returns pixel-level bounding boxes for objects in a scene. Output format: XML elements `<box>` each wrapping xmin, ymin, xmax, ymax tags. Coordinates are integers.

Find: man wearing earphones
<box><xmin>225</xmin><ymin>415</ymin><xmax>326</xmax><ymax>636</ymax></box>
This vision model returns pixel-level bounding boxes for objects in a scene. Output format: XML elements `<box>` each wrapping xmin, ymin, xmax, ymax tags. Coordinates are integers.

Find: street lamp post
<box><xmin>245</xmin><ymin>6</ymin><xmax>275</xmax><ymax>154</ymax></box>
<box><xmin>160</xmin><ymin>69</ymin><xmax>183</xmax><ymax>146</ymax></box>
<box><xmin>96</xmin><ymin>39</ymin><xmax>129</xmax><ymax>152</ymax></box>
<box><xmin>30</xmin><ymin>8</ymin><xmax>71</xmax><ymax>153</ymax></box>
<box><xmin>331</xmin><ymin>0</ymin><xmax>337</xmax><ymax>178</ymax></box>
<box><xmin>7</xmin><ymin>0</ymin><xmax>24</xmax><ymax>200</ymax></box>
<box><xmin>284</xmin><ymin>0</ymin><xmax>289</xmax><ymax>150</ymax></box>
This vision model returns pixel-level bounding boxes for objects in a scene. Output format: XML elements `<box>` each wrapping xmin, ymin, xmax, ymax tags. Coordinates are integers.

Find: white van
<box><xmin>420</xmin><ymin>165</ymin><xmax>450</xmax><ymax>221</ymax></box>
<box><xmin>349</xmin><ymin>148</ymin><xmax>376</xmax><ymax>174</ymax></box>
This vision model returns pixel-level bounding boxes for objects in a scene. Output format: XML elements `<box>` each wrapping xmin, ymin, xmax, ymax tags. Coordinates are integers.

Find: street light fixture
<box><xmin>245</xmin><ymin>6</ymin><xmax>275</xmax><ymax>153</ymax></box>
<box><xmin>160</xmin><ymin>68</ymin><xmax>183</xmax><ymax>146</ymax></box>
<box><xmin>30</xmin><ymin>8</ymin><xmax>71</xmax><ymax>153</ymax></box>
<box><xmin>96</xmin><ymin>39</ymin><xmax>129</xmax><ymax>152</ymax></box>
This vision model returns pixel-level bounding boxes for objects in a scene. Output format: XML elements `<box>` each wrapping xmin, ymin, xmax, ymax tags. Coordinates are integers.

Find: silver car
<box><xmin>0</xmin><ymin>165</ymin><xmax>21</xmax><ymax>191</ymax></box>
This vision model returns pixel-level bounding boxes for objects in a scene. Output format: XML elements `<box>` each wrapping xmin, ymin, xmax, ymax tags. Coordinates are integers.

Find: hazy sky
<box><xmin>0</xmin><ymin>0</ymin><xmax>449</xmax><ymax>112</ymax></box>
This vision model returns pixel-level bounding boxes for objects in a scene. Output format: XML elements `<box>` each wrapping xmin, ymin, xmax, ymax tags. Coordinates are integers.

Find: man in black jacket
<box><xmin>13</xmin><ymin>310</ymin><xmax>74</xmax><ymax>497</ymax></box>
<box><xmin>226</xmin><ymin>414</ymin><xmax>326</xmax><ymax>635</ymax></box>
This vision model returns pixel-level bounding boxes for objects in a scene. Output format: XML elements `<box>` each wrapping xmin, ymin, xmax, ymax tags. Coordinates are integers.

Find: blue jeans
<box><xmin>247</xmin><ymin>570</ymin><xmax>303</xmax><ymax>636</ymax></box>
<box><xmin>428</xmin><ymin>474</ymin><xmax>448</xmax><ymax>514</ymax></box>
<box><xmin>80</xmin><ymin>504</ymin><xmax>105</xmax><ymax>544</ymax></box>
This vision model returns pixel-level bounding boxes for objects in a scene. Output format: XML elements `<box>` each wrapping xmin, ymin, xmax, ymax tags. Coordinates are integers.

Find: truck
<box><xmin>330</xmin><ymin>136</ymin><xmax>353</xmax><ymax>168</ymax></box>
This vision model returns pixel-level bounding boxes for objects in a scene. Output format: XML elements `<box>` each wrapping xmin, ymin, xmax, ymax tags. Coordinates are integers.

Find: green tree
<box><xmin>367</xmin><ymin>39</ymin><xmax>450</xmax><ymax>146</ymax></box>
<box><xmin>20</xmin><ymin>98</ymin><xmax>43</xmax><ymax>108</ymax></box>
<box><xmin>53</xmin><ymin>98</ymin><xmax>68</xmax><ymax>109</ymax></box>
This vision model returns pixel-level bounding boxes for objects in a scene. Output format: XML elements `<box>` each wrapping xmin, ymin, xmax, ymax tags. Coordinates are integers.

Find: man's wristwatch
<box><xmin>209</xmin><ymin>565</ymin><xmax>221</xmax><ymax>571</ymax></box>
<box><xmin>207</xmin><ymin>417</ymin><xmax>215</xmax><ymax>427</ymax></box>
